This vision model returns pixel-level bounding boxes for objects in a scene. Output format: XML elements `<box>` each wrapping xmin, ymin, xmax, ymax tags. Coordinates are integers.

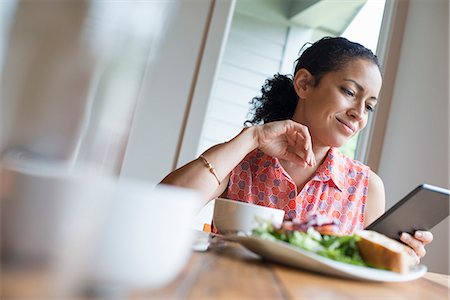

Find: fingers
<box><xmin>296</xmin><ymin>131</ymin><xmax>316</xmax><ymax>167</ymax></box>
<box><xmin>256</xmin><ymin>120</ymin><xmax>316</xmax><ymax>167</ymax></box>
<box><xmin>414</xmin><ymin>230</ymin><xmax>433</xmax><ymax>245</ymax></box>
<box><xmin>286</xmin><ymin>133</ymin><xmax>314</xmax><ymax>167</ymax></box>
<box><xmin>286</xmin><ymin>122</ymin><xmax>315</xmax><ymax>167</ymax></box>
<box><xmin>399</xmin><ymin>230</ymin><xmax>433</xmax><ymax>265</ymax></box>
<box><xmin>404</xmin><ymin>244</ymin><xmax>420</xmax><ymax>265</ymax></box>
<box><xmin>400</xmin><ymin>232</ymin><xmax>426</xmax><ymax>262</ymax></box>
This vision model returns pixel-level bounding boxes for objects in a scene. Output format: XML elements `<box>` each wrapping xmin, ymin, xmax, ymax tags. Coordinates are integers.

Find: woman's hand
<box><xmin>400</xmin><ymin>231</ymin><xmax>433</xmax><ymax>264</ymax></box>
<box><xmin>254</xmin><ymin>120</ymin><xmax>316</xmax><ymax>167</ymax></box>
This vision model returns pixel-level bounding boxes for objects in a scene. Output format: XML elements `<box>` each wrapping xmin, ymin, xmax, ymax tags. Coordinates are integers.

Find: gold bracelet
<box><xmin>199</xmin><ymin>154</ymin><xmax>221</xmax><ymax>185</ymax></box>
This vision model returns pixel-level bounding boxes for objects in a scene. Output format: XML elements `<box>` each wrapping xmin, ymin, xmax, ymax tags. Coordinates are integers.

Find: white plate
<box><xmin>225</xmin><ymin>234</ymin><xmax>427</xmax><ymax>282</ymax></box>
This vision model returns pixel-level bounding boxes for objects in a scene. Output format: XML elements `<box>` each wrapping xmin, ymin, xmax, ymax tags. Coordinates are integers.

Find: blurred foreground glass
<box><xmin>1</xmin><ymin>155</ymin><xmax>201</xmax><ymax>298</ymax></box>
<box><xmin>0</xmin><ymin>0</ymin><xmax>179</xmax><ymax>174</ymax></box>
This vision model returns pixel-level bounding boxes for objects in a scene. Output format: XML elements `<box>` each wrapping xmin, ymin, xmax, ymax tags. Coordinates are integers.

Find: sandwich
<box><xmin>252</xmin><ymin>215</ymin><xmax>415</xmax><ymax>273</ymax></box>
<box><xmin>355</xmin><ymin>229</ymin><xmax>414</xmax><ymax>274</ymax></box>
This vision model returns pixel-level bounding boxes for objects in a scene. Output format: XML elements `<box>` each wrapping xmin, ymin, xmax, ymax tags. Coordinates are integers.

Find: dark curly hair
<box><xmin>245</xmin><ymin>36</ymin><xmax>381</xmax><ymax>125</ymax></box>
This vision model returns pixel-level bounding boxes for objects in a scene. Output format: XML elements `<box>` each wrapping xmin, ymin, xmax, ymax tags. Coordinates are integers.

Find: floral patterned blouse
<box><xmin>226</xmin><ymin>147</ymin><xmax>371</xmax><ymax>234</ymax></box>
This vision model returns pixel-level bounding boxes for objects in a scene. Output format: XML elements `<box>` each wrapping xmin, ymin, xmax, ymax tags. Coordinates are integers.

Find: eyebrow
<box><xmin>344</xmin><ymin>79</ymin><xmax>378</xmax><ymax>101</ymax></box>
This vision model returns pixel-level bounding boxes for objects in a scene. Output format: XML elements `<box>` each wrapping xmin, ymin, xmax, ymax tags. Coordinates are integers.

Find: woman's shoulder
<box><xmin>331</xmin><ymin>147</ymin><xmax>370</xmax><ymax>174</ymax></box>
<box><xmin>233</xmin><ymin>149</ymin><xmax>279</xmax><ymax>176</ymax></box>
<box><xmin>241</xmin><ymin>149</ymin><xmax>277</xmax><ymax>165</ymax></box>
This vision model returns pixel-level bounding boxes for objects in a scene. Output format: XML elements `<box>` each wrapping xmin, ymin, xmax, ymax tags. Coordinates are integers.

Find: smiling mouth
<box><xmin>336</xmin><ymin>117</ymin><xmax>355</xmax><ymax>134</ymax></box>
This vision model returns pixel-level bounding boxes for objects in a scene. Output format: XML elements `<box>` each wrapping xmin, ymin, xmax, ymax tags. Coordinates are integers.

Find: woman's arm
<box><xmin>364</xmin><ymin>170</ymin><xmax>386</xmax><ymax>227</ymax></box>
<box><xmin>160</xmin><ymin>120</ymin><xmax>315</xmax><ymax>201</ymax></box>
<box><xmin>160</xmin><ymin>127</ymin><xmax>259</xmax><ymax>201</ymax></box>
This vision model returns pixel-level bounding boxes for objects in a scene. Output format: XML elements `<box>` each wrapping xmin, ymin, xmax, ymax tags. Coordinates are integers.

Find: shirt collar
<box><xmin>253</xmin><ymin>149</ymin><xmax>283</xmax><ymax>177</ymax></box>
<box><xmin>312</xmin><ymin>147</ymin><xmax>346</xmax><ymax>192</ymax></box>
<box><xmin>253</xmin><ymin>148</ymin><xmax>347</xmax><ymax>192</ymax></box>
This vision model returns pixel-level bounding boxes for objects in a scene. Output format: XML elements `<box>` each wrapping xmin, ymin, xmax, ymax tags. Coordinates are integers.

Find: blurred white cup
<box><xmin>0</xmin><ymin>155</ymin><xmax>113</xmax><ymax>297</ymax></box>
<box><xmin>1</xmin><ymin>157</ymin><xmax>108</xmax><ymax>265</ymax></box>
<box><xmin>89</xmin><ymin>181</ymin><xmax>201</xmax><ymax>290</ymax></box>
<box><xmin>1</xmin><ymin>153</ymin><xmax>202</xmax><ymax>296</ymax></box>
<box><xmin>213</xmin><ymin>198</ymin><xmax>285</xmax><ymax>234</ymax></box>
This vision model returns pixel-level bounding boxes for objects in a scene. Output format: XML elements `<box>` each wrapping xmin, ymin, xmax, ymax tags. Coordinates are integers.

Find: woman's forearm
<box><xmin>160</xmin><ymin>127</ymin><xmax>259</xmax><ymax>200</ymax></box>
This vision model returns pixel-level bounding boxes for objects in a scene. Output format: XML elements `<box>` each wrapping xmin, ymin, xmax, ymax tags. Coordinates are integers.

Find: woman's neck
<box><xmin>312</xmin><ymin>145</ymin><xmax>330</xmax><ymax>166</ymax></box>
<box><xmin>279</xmin><ymin>145</ymin><xmax>330</xmax><ymax>191</ymax></box>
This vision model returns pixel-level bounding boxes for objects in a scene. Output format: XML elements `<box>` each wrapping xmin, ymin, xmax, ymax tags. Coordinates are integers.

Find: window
<box><xmin>340</xmin><ymin>0</ymin><xmax>386</xmax><ymax>158</ymax></box>
<box><xmin>197</xmin><ymin>0</ymin><xmax>386</xmax><ymax>160</ymax></box>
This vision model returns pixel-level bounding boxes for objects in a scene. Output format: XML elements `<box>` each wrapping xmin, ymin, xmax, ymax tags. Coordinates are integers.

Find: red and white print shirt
<box><xmin>226</xmin><ymin>147</ymin><xmax>370</xmax><ymax>234</ymax></box>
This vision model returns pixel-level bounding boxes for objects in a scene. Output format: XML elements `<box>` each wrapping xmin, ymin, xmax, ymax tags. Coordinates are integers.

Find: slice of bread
<box><xmin>356</xmin><ymin>230</ymin><xmax>414</xmax><ymax>274</ymax></box>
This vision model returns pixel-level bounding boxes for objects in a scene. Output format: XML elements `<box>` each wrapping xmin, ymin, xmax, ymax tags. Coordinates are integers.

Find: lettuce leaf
<box><xmin>252</xmin><ymin>220</ymin><xmax>367</xmax><ymax>267</ymax></box>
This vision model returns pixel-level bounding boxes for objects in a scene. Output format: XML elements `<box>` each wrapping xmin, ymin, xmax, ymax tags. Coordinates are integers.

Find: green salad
<box><xmin>252</xmin><ymin>220</ymin><xmax>368</xmax><ymax>267</ymax></box>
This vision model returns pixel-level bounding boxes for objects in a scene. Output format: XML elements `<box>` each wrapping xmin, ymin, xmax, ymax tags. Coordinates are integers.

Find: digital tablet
<box><xmin>366</xmin><ymin>184</ymin><xmax>450</xmax><ymax>241</ymax></box>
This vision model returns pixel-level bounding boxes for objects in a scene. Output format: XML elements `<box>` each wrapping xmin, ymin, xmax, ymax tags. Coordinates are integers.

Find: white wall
<box><xmin>121</xmin><ymin>0</ymin><xmax>236</xmax><ymax>182</ymax></box>
<box><xmin>175</xmin><ymin>0</ymin><xmax>236</xmax><ymax>168</ymax></box>
<box><xmin>120</xmin><ymin>1</ymin><xmax>212</xmax><ymax>183</ymax></box>
<box><xmin>195</xmin><ymin>12</ymin><xmax>289</xmax><ymax>155</ymax></box>
<box><xmin>378</xmin><ymin>0</ymin><xmax>449</xmax><ymax>274</ymax></box>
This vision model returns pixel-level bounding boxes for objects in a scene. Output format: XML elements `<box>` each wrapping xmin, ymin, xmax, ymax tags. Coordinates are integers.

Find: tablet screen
<box><xmin>366</xmin><ymin>184</ymin><xmax>450</xmax><ymax>241</ymax></box>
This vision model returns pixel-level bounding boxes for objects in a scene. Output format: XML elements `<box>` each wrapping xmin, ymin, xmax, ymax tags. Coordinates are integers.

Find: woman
<box><xmin>161</xmin><ymin>36</ymin><xmax>432</xmax><ymax>264</ymax></box>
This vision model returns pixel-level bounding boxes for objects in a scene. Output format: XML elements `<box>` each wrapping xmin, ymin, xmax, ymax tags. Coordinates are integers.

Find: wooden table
<box><xmin>2</xmin><ymin>236</ymin><xmax>449</xmax><ymax>299</ymax></box>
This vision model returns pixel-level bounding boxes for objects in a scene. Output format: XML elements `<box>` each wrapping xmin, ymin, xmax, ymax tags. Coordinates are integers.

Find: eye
<box><xmin>341</xmin><ymin>87</ymin><xmax>355</xmax><ymax>97</ymax></box>
<box><xmin>365</xmin><ymin>104</ymin><xmax>375</xmax><ymax>112</ymax></box>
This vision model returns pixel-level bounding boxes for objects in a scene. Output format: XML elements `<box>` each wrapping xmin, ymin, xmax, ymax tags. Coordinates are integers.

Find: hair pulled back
<box><xmin>245</xmin><ymin>36</ymin><xmax>381</xmax><ymax>125</ymax></box>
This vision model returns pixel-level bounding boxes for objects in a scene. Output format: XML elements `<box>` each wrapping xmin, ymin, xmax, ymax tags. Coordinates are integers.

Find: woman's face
<box><xmin>293</xmin><ymin>58</ymin><xmax>382</xmax><ymax>148</ymax></box>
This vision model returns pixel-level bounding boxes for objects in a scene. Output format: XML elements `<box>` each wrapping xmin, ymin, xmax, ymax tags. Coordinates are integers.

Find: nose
<box><xmin>347</xmin><ymin>102</ymin><xmax>365</xmax><ymax>121</ymax></box>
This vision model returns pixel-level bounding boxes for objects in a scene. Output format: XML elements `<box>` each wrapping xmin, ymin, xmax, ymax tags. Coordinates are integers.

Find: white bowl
<box><xmin>213</xmin><ymin>198</ymin><xmax>285</xmax><ymax>234</ymax></box>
